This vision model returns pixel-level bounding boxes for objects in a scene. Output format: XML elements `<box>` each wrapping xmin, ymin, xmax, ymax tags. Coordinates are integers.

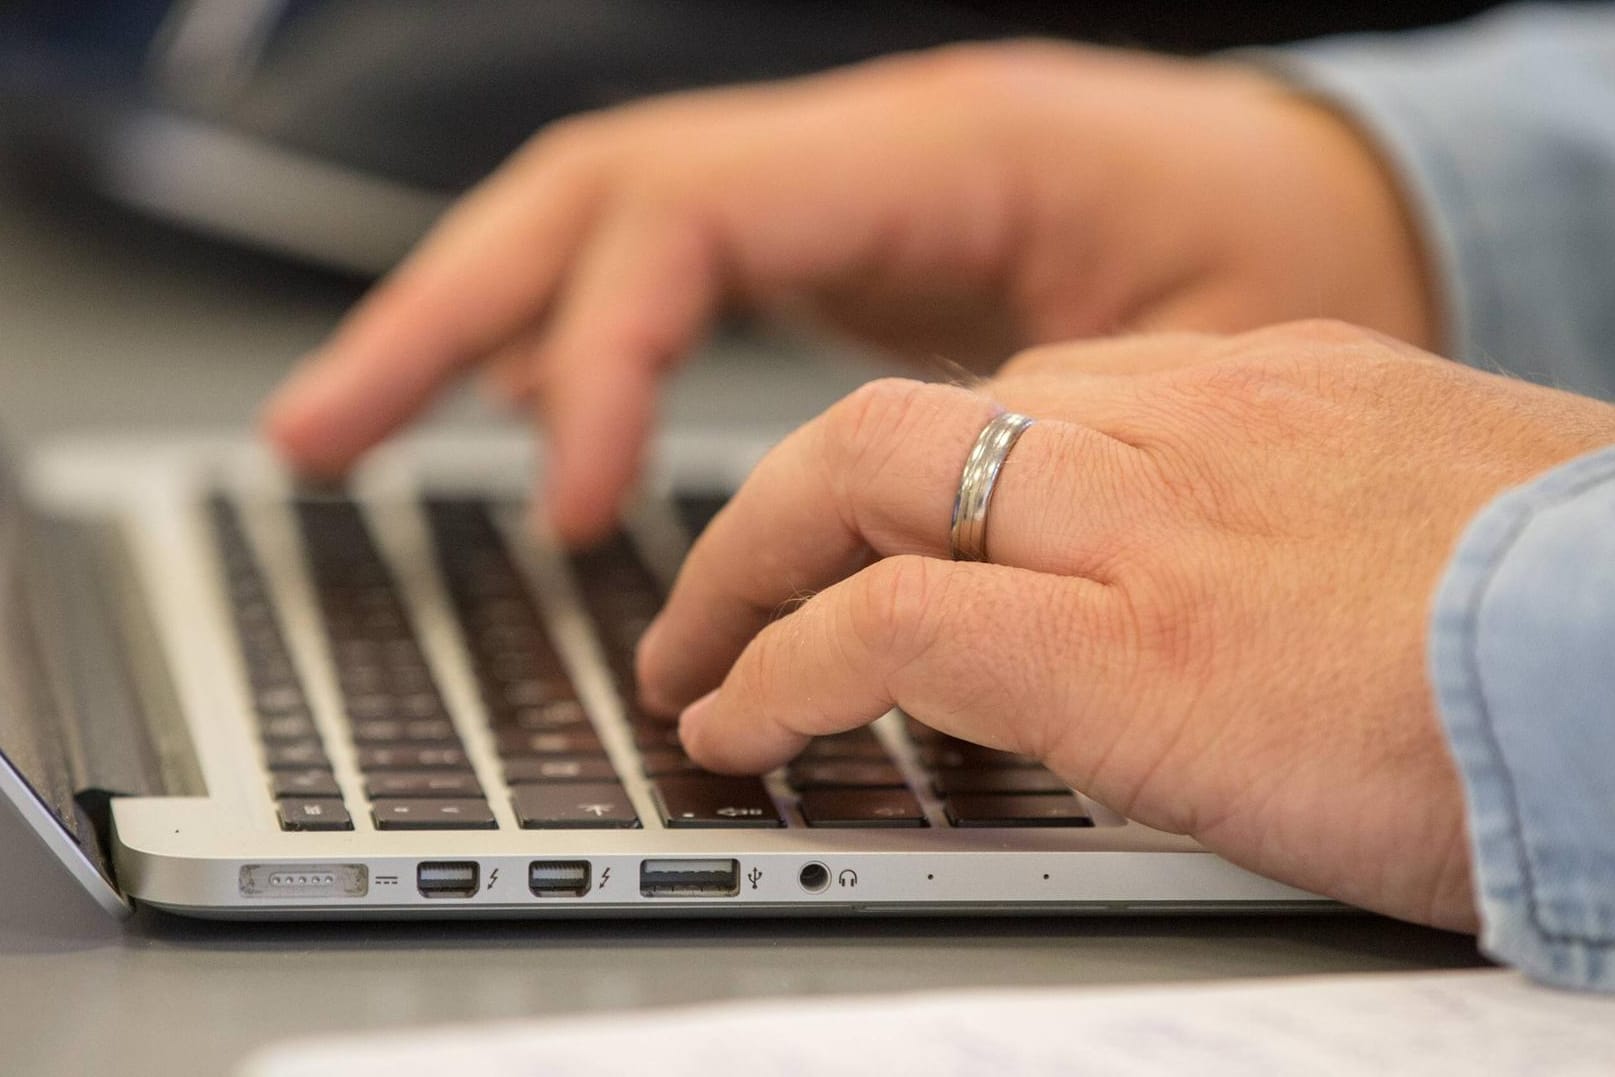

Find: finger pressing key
<box><xmin>636</xmin><ymin>377</ymin><xmax>1150</xmax><ymax>714</ymax></box>
<box><xmin>676</xmin><ymin>556</ymin><xmax>1119</xmax><ymax>776</ymax></box>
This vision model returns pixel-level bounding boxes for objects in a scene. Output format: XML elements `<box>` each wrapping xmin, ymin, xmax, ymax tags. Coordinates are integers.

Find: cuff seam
<box><xmin>1456</xmin><ymin>459</ymin><xmax>1615</xmax><ymax>947</ymax></box>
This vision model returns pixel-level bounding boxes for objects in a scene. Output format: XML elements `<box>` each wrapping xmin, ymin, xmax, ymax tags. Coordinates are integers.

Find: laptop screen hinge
<box><xmin>26</xmin><ymin>513</ymin><xmax>204</xmax><ymax>806</ymax></box>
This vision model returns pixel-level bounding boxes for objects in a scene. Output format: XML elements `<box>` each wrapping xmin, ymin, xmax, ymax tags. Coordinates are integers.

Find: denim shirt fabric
<box><xmin>1431</xmin><ymin>446</ymin><xmax>1615</xmax><ymax>992</ymax></box>
<box><xmin>1265</xmin><ymin>5</ymin><xmax>1615</xmax><ymax>990</ymax></box>
<box><xmin>1270</xmin><ymin>3</ymin><xmax>1615</xmax><ymax>400</ymax></box>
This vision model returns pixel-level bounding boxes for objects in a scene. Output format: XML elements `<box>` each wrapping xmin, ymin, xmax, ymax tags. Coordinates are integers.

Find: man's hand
<box><xmin>637</xmin><ymin>321</ymin><xmax>1615</xmax><ymax>931</ymax></box>
<box><xmin>263</xmin><ymin>43</ymin><xmax>1434</xmax><ymax>543</ymax></box>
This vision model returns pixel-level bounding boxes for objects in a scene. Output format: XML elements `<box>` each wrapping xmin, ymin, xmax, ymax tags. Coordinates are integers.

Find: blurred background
<box><xmin>0</xmin><ymin>0</ymin><xmax>1513</xmax><ymax>450</ymax></box>
<box><xmin>0</xmin><ymin>0</ymin><xmax>1507</xmax><ymax>280</ymax></box>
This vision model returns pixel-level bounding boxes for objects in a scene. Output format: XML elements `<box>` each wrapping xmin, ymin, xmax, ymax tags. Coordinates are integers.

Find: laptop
<box><xmin>0</xmin><ymin>429</ymin><xmax>1327</xmax><ymax>919</ymax></box>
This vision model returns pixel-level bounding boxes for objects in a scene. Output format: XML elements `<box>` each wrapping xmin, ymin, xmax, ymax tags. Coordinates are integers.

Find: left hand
<box><xmin>635</xmin><ymin>320</ymin><xmax>1615</xmax><ymax>931</ymax></box>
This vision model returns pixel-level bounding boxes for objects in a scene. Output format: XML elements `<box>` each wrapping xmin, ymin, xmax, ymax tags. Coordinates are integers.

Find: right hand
<box><xmin>263</xmin><ymin>41</ymin><xmax>1435</xmax><ymax>543</ymax></box>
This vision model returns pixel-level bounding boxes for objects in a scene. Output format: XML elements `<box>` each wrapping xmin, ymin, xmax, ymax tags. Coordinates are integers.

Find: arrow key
<box><xmin>799</xmin><ymin>788</ymin><xmax>927</xmax><ymax>828</ymax></box>
<box><xmin>654</xmin><ymin>776</ymin><xmax>784</xmax><ymax>829</ymax></box>
<box><xmin>371</xmin><ymin>798</ymin><xmax>496</xmax><ymax>830</ymax></box>
<box><xmin>512</xmin><ymin>782</ymin><xmax>641</xmax><ymax>829</ymax></box>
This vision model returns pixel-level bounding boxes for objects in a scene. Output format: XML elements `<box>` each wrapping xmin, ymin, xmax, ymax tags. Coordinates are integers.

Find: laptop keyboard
<box><xmin>296</xmin><ymin>499</ymin><xmax>497</xmax><ymax>831</ymax></box>
<box><xmin>211</xmin><ymin>494</ymin><xmax>1093</xmax><ymax>833</ymax></box>
<box><xmin>210</xmin><ymin>497</ymin><xmax>350</xmax><ymax>832</ymax></box>
<box><xmin>426</xmin><ymin>499</ymin><xmax>640</xmax><ymax>830</ymax></box>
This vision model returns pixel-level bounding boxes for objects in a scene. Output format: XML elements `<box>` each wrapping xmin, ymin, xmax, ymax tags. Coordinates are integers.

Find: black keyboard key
<box><xmin>797</xmin><ymin>733</ymin><xmax>894</xmax><ymax>761</ymax></box>
<box><xmin>490</xmin><ymin>677</ymin><xmax>576</xmax><ymax>710</ymax></box>
<box><xmin>786</xmin><ymin>760</ymin><xmax>907</xmax><ymax>790</ymax></box>
<box><xmin>654</xmin><ymin>776</ymin><xmax>783</xmax><ymax>828</ymax></box>
<box><xmin>297</xmin><ymin>498</ymin><xmax>469</xmax><ymax>766</ymax></box>
<box><xmin>494</xmin><ymin>729</ymin><xmax>603</xmax><ymax>757</ymax></box>
<box><xmin>277</xmin><ymin>798</ymin><xmax>353</xmax><ymax>831</ymax></box>
<box><xmin>482</xmin><ymin>650</ymin><xmax>566</xmax><ymax>682</ymax></box>
<box><xmin>502</xmin><ymin>700</ymin><xmax>592</xmax><ymax>732</ymax></box>
<box><xmin>258</xmin><ymin>713</ymin><xmax>317</xmax><ymax>742</ymax></box>
<box><xmin>568</xmin><ymin>533</ymin><xmax>663</xmax><ymax>670</ymax></box>
<box><xmin>350</xmin><ymin>718</ymin><xmax>458</xmax><ymax>744</ymax></box>
<box><xmin>365</xmin><ymin>771</ymin><xmax>483</xmax><ymax>799</ymax></box>
<box><xmin>632</xmin><ymin>724</ymin><xmax>684</xmax><ymax>750</ymax></box>
<box><xmin>640</xmin><ymin>748</ymin><xmax>705</xmax><ymax>777</ymax></box>
<box><xmin>799</xmin><ymin>788</ymin><xmax>927</xmax><ymax>827</ymax></box>
<box><xmin>943</xmin><ymin>793</ymin><xmax>1093</xmax><ymax>828</ymax></box>
<box><xmin>341</xmin><ymin>664</ymin><xmax>433</xmax><ymax>695</ymax></box>
<box><xmin>396</xmin><ymin>692</ymin><xmax>448</xmax><ymax>720</ymax></box>
<box><xmin>343</xmin><ymin>694</ymin><xmax>397</xmax><ymax>722</ymax></box>
<box><xmin>356</xmin><ymin>746</ymin><xmax>467</xmax><ymax>770</ymax></box>
<box><xmin>271</xmin><ymin>770</ymin><xmax>341</xmax><ymax>799</ymax></box>
<box><xmin>247</xmin><ymin>656</ymin><xmax>299</xmax><ymax>689</ymax></box>
<box><xmin>931</xmin><ymin>768</ymin><xmax>1071</xmax><ymax>796</ymax></box>
<box><xmin>504</xmin><ymin>756</ymin><xmax>620</xmax><ymax>783</ymax></box>
<box><xmin>512</xmin><ymin>782</ymin><xmax>640</xmax><ymax>829</ymax></box>
<box><xmin>902</xmin><ymin>717</ymin><xmax>956</xmax><ymax>744</ymax></box>
<box><xmin>371</xmin><ymin>798</ymin><xmax>496</xmax><ymax>830</ymax></box>
<box><xmin>472</xmin><ymin>623</ymin><xmax>548</xmax><ymax>653</ymax></box>
<box><xmin>264</xmin><ymin>742</ymin><xmax>330</xmax><ymax>770</ymax></box>
<box><xmin>254</xmin><ymin>685</ymin><xmax>308</xmax><ymax>714</ymax></box>
<box><xmin>213</xmin><ymin>499</ymin><xmax>337</xmax><ymax>777</ymax></box>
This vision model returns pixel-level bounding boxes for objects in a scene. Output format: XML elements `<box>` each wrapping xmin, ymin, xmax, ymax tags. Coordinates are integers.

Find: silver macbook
<box><xmin>0</xmin><ymin>430</ymin><xmax>1327</xmax><ymax>919</ymax></box>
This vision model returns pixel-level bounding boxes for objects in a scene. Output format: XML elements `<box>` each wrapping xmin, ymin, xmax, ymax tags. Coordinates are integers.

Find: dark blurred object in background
<box><xmin>0</xmin><ymin>0</ymin><xmax>1508</xmax><ymax>276</ymax></box>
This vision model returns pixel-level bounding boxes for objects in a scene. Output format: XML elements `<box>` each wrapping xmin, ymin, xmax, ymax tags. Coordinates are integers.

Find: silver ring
<box><xmin>949</xmin><ymin>410</ymin><xmax>1035</xmax><ymax>562</ymax></box>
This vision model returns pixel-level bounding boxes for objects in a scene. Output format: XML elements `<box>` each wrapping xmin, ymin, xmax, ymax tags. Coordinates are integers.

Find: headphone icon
<box><xmin>837</xmin><ymin>869</ymin><xmax>858</xmax><ymax>888</ymax></box>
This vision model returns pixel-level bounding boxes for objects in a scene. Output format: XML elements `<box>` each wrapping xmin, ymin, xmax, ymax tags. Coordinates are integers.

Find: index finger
<box><xmin>262</xmin><ymin>140</ymin><xmax>605</xmax><ymax>476</ymax></box>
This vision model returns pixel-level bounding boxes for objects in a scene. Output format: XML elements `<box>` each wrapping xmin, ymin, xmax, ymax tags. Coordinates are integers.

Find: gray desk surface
<box><xmin>0</xmin><ymin>183</ymin><xmax>1489</xmax><ymax>1077</ymax></box>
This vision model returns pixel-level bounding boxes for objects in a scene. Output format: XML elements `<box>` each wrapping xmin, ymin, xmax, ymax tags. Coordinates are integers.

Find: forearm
<box><xmin>1263</xmin><ymin>4</ymin><xmax>1615</xmax><ymax>399</ymax></box>
<box><xmin>1430</xmin><ymin>443</ymin><xmax>1615</xmax><ymax>991</ymax></box>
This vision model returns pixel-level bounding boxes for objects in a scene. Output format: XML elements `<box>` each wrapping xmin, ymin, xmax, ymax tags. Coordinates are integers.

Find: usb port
<box><xmin>639</xmin><ymin>858</ymin><xmax>740</xmax><ymax>897</ymax></box>
<box><xmin>529</xmin><ymin>860</ymin><xmax>591</xmax><ymax>898</ymax></box>
<box><xmin>416</xmin><ymin>861</ymin><xmax>479</xmax><ymax>898</ymax></box>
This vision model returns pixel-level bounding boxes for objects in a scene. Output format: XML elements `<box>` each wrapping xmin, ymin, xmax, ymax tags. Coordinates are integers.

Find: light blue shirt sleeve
<box><xmin>1430</xmin><ymin>445</ymin><xmax>1615</xmax><ymax>993</ymax></box>
<box><xmin>1262</xmin><ymin>5</ymin><xmax>1615</xmax><ymax>991</ymax></box>
<box><xmin>1264</xmin><ymin>3</ymin><xmax>1615</xmax><ymax>400</ymax></box>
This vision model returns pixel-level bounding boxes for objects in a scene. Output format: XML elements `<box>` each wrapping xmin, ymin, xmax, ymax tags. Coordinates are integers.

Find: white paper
<box><xmin>242</xmin><ymin>969</ymin><xmax>1615</xmax><ymax>1077</ymax></box>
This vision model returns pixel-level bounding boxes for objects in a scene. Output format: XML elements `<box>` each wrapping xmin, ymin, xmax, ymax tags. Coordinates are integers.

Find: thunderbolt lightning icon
<box><xmin>486</xmin><ymin>868</ymin><xmax>500</xmax><ymax>890</ymax></box>
<box><xmin>600</xmin><ymin>867</ymin><xmax>612</xmax><ymax>888</ymax></box>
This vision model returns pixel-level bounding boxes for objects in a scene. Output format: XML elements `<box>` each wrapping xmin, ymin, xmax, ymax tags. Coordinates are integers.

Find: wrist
<box><xmin>1290</xmin><ymin>90</ymin><xmax>1440</xmax><ymax>351</ymax></box>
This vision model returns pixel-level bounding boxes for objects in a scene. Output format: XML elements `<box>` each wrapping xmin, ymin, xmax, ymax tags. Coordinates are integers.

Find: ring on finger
<box><xmin>949</xmin><ymin>410</ymin><xmax>1035</xmax><ymax>562</ymax></box>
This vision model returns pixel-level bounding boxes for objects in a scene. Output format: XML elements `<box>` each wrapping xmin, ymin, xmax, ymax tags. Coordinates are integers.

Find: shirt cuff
<box><xmin>1430</xmin><ymin>444</ymin><xmax>1615</xmax><ymax>992</ymax></box>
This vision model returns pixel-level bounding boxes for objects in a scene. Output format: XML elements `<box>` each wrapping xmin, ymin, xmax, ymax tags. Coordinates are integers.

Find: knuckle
<box><xmin>847</xmin><ymin>555</ymin><xmax>949</xmax><ymax>666</ymax></box>
<box><xmin>1183</xmin><ymin>357</ymin><xmax>1296</xmax><ymax>408</ymax></box>
<box><xmin>821</xmin><ymin>378</ymin><xmax>937</xmax><ymax>486</ymax></box>
<box><xmin>1115</xmin><ymin>566</ymin><xmax>1217</xmax><ymax>688</ymax></box>
<box><xmin>1166</xmin><ymin>344</ymin><xmax>1323</xmax><ymax>424</ymax></box>
<box><xmin>1224</xmin><ymin>320</ymin><xmax>1395</xmax><ymax>390</ymax></box>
